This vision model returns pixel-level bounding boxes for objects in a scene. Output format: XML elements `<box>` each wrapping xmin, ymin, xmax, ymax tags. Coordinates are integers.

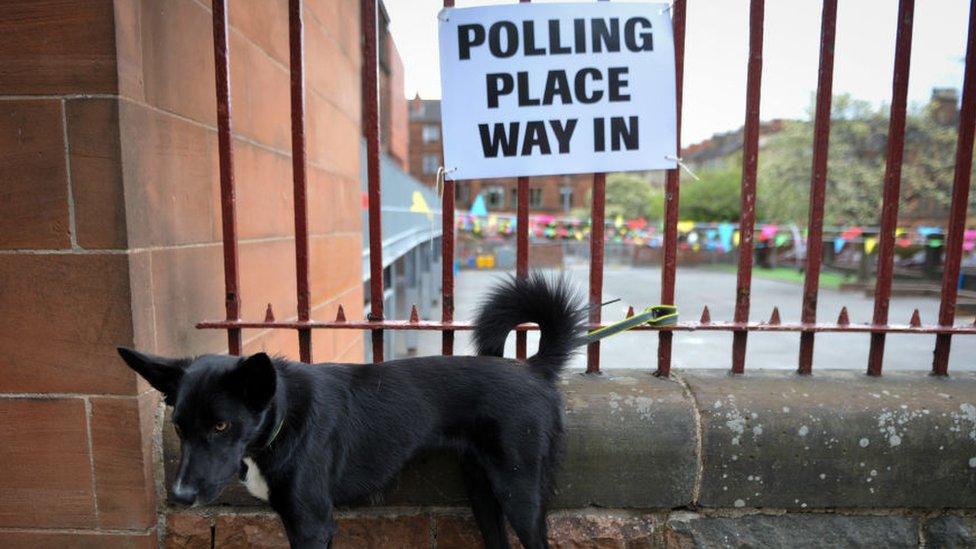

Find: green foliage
<box><xmin>599</xmin><ymin>173</ymin><xmax>663</xmax><ymax>221</ymax></box>
<box><xmin>584</xmin><ymin>169</ymin><xmax>744</xmax><ymax>224</ymax></box>
<box><xmin>679</xmin><ymin>166</ymin><xmax>742</xmax><ymax>222</ymax></box>
<box><xmin>757</xmin><ymin>94</ymin><xmax>975</xmax><ymax>225</ymax></box>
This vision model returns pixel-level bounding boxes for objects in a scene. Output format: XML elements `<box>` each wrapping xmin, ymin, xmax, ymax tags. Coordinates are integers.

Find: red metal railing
<box><xmin>934</xmin><ymin>0</ymin><xmax>976</xmax><ymax>376</ymax></box>
<box><xmin>655</xmin><ymin>0</ymin><xmax>685</xmax><ymax>378</ymax></box>
<box><xmin>731</xmin><ymin>0</ymin><xmax>765</xmax><ymax>375</ymax></box>
<box><xmin>442</xmin><ymin>0</ymin><xmax>457</xmax><ymax>359</ymax></box>
<box><xmin>288</xmin><ymin>0</ymin><xmax>312</xmax><ymax>364</ymax></box>
<box><xmin>211</xmin><ymin>0</ymin><xmax>242</xmax><ymax>357</ymax></box>
<box><xmin>362</xmin><ymin>0</ymin><xmax>386</xmax><ymax>362</ymax></box>
<box><xmin>797</xmin><ymin>0</ymin><xmax>838</xmax><ymax>375</ymax></box>
<box><xmin>199</xmin><ymin>0</ymin><xmax>976</xmax><ymax>377</ymax></box>
<box><xmin>867</xmin><ymin>0</ymin><xmax>915</xmax><ymax>376</ymax></box>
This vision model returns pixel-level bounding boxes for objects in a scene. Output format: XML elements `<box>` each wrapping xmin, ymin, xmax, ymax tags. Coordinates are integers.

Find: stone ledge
<box><xmin>164</xmin><ymin>370</ymin><xmax>699</xmax><ymax>509</ymax></box>
<box><xmin>163</xmin><ymin>508</ymin><xmax>976</xmax><ymax>548</ymax></box>
<box><xmin>162</xmin><ymin>369</ymin><xmax>976</xmax><ymax>512</ymax></box>
<box><xmin>684</xmin><ymin>370</ymin><xmax>976</xmax><ymax>509</ymax></box>
<box><xmin>924</xmin><ymin>514</ymin><xmax>976</xmax><ymax>547</ymax></box>
<box><xmin>664</xmin><ymin>511</ymin><xmax>919</xmax><ymax>548</ymax></box>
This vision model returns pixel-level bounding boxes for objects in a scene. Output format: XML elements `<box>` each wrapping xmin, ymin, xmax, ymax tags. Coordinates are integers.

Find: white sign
<box><xmin>438</xmin><ymin>2</ymin><xmax>677</xmax><ymax>180</ymax></box>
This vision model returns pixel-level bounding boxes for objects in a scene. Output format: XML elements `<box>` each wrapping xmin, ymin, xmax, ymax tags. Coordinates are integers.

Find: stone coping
<box><xmin>161</xmin><ymin>369</ymin><xmax>976</xmax><ymax>510</ymax></box>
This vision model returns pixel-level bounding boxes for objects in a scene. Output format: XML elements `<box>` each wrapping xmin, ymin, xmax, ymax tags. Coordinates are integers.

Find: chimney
<box><xmin>930</xmin><ymin>88</ymin><xmax>959</xmax><ymax>127</ymax></box>
<box><xmin>411</xmin><ymin>93</ymin><xmax>422</xmax><ymax>116</ymax></box>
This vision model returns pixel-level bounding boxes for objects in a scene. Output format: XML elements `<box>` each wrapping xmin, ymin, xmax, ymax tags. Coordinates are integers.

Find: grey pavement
<box><xmin>415</xmin><ymin>263</ymin><xmax>976</xmax><ymax>371</ymax></box>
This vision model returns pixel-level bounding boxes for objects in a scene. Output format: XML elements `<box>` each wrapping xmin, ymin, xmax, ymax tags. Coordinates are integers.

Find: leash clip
<box><xmin>578</xmin><ymin>305</ymin><xmax>679</xmax><ymax>347</ymax></box>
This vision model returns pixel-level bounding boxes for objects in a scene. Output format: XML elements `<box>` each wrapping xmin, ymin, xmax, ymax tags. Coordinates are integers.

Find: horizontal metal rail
<box><xmin>199</xmin><ymin>318</ymin><xmax>976</xmax><ymax>335</ymax></box>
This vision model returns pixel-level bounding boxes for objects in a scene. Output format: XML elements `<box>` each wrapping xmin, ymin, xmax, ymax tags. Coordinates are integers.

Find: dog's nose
<box><xmin>171</xmin><ymin>481</ymin><xmax>198</xmax><ymax>505</ymax></box>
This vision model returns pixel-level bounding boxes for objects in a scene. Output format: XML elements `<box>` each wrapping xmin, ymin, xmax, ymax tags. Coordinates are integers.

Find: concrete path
<box><xmin>415</xmin><ymin>264</ymin><xmax>976</xmax><ymax>372</ymax></box>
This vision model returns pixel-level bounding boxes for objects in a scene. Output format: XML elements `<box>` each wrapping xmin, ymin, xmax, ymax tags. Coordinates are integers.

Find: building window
<box><xmin>530</xmin><ymin>188</ymin><xmax>543</xmax><ymax>208</ymax></box>
<box><xmin>485</xmin><ymin>185</ymin><xmax>505</xmax><ymax>209</ymax></box>
<box><xmin>457</xmin><ymin>182</ymin><xmax>471</xmax><ymax>206</ymax></box>
<box><xmin>378</xmin><ymin>11</ymin><xmax>390</xmax><ymax>71</ymax></box>
<box><xmin>508</xmin><ymin>187</ymin><xmax>543</xmax><ymax>209</ymax></box>
<box><xmin>422</xmin><ymin>125</ymin><xmax>440</xmax><ymax>143</ymax></box>
<box><xmin>422</xmin><ymin>154</ymin><xmax>439</xmax><ymax>175</ymax></box>
<box><xmin>560</xmin><ymin>186</ymin><xmax>573</xmax><ymax>211</ymax></box>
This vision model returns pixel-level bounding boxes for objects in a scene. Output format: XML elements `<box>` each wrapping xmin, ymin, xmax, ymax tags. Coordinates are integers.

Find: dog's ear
<box><xmin>225</xmin><ymin>352</ymin><xmax>277</xmax><ymax>412</ymax></box>
<box><xmin>117</xmin><ymin>347</ymin><xmax>186</xmax><ymax>405</ymax></box>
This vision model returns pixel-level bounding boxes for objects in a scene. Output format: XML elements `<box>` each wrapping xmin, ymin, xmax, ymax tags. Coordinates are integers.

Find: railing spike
<box><xmin>626</xmin><ymin>306</ymin><xmax>635</xmax><ymax>318</ymax></box>
<box><xmin>410</xmin><ymin>304</ymin><xmax>420</xmax><ymax>323</ymax></box>
<box><xmin>264</xmin><ymin>303</ymin><xmax>275</xmax><ymax>323</ymax></box>
<box><xmin>837</xmin><ymin>306</ymin><xmax>850</xmax><ymax>326</ymax></box>
<box><xmin>909</xmin><ymin>309</ymin><xmax>921</xmax><ymax>328</ymax></box>
<box><xmin>700</xmin><ymin>306</ymin><xmax>711</xmax><ymax>324</ymax></box>
<box><xmin>335</xmin><ymin>305</ymin><xmax>346</xmax><ymax>322</ymax></box>
<box><xmin>768</xmin><ymin>306</ymin><xmax>781</xmax><ymax>325</ymax></box>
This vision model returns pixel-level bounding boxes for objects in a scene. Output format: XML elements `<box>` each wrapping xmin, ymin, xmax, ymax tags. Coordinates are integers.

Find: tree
<box><xmin>679</xmin><ymin>166</ymin><xmax>742</xmax><ymax>222</ymax></box>
<box><xmin>757</xmin><ymin>94</ymin><xmax>975</xmax><ymax>225</ymax></box>
<box><xmin>580</xmin><ymin>169</ymin><xmax>744</xmax><ymax>223</ymax></box>
<box><xmin>586</xmin><ymin>173</ymin><xmax>663</xmax><ymax>221</ymax></box>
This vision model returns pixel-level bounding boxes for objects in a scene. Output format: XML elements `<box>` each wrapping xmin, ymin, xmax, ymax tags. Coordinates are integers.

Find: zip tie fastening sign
<box><xmin>665</xmin><ymin>155</ymin><xmax>700</xmax><ymax>181</ymax></box>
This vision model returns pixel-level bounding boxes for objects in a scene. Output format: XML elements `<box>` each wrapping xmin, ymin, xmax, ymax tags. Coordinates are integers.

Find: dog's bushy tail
<box><xmin>473</xmin><ymin>273</ymin><xmax>586</xmax><ymax>381</ymax></box>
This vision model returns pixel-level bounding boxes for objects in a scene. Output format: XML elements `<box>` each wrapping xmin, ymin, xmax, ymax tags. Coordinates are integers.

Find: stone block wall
<box><xmin>0</xmin><ymin>1</ymin><xmax>364</xmax><ymax>545</ymax></box>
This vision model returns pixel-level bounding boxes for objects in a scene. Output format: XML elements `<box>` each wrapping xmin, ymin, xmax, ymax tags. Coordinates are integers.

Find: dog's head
<box><xmin>117</xmin><ymin>348</ymin><xmax>277</xmax><ymax>506</ymax></box>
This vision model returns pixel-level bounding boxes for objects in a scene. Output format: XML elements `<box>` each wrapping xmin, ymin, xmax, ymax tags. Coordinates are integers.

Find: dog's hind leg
<box><xmin>461</xmin><ymin>456</ymin><xmax>510</xmax><ymax>549</ymax></box>
<box><xmin>487</xmin><ymin>466</ymin><xmax>550</xmax><ymax>549</ymax></box>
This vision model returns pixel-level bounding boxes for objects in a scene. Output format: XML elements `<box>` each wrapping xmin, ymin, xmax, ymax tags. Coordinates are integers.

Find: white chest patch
<box><xmin>242</xmin><ymin>457</ymin><xmax>269</xmax><ymax>501</ymax></box>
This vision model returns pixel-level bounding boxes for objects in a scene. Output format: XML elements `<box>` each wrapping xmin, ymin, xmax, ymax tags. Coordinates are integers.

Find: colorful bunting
<box><xmin>834</xmin><ymin>237</ymin><xmax>845</xmax><ymax>254</ymax></box>
<box><xmin>718</xmin><ymin>223</ymin><xmax>735</xmax><ymax>251</ymax></box>
<box><xmin>409</xmin><ymin>191</ymin><xmax>433</xmax><ymax>220</ymax></box>
<box><xmin>447</xmin><ymin>208</ymin><xmax>974</xmax><ymax>261</ymax></box>
<box><xmin>864</xmin><ymin>236</ymin><xmax>878</xmax><ymax>254</ymax></box>
<box><xmin>469</xmin><ymin>194</ymin><xmax>488</xmax><ymax>217</ymax></box>
<box><xmin>760</xmin><ymin>224</ymin><xmax>779</xmax><ymax>241</ymax></box>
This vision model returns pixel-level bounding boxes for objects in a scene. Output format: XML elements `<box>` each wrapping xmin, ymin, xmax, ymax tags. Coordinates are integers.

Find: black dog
<box><xmin>118</xmin><ymin>274</ymin><xmax>585</xmax><ymax>548</ymax></box>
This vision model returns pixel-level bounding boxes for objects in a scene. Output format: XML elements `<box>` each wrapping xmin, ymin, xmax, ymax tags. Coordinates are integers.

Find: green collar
<box><xmin>262</xmin><ymin>418</ymin><xmax>285</xmax><ymax>450</ymax></box>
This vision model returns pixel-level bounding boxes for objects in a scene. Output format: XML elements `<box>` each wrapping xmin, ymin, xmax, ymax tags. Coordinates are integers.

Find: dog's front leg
<box><xmin>278</xmin><ymin>507</ymin><xmax>335</xmax><ymax>549</ymax></box>
<box><xmin>287</xmin><ymin>527</ymin><xmax>334</xmax><ymax>549</ymax></box>
<box><xmin>272</xmin><ymin>492</ymin><xmax>335</xmax><ymax>549</ymax></box>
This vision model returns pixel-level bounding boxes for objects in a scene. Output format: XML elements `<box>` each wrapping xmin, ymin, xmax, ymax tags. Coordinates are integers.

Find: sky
<box><xmin>386</xmin><ymin>0</ymin><xmax>970</xmax><ymax>147</ymax></box>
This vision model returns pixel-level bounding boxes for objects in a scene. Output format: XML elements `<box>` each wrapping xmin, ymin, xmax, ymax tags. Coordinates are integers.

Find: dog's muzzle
<box><xmin>171</xmin><ymin>480</ymin><xmax>198</xmax><ymax>505</ymax></box>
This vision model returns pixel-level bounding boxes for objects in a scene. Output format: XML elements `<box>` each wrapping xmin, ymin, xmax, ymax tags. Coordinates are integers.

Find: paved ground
<box><xmin>415</xmin><ymin>263</ymin><xmax>976</xmax><ymax>372</ymax></box>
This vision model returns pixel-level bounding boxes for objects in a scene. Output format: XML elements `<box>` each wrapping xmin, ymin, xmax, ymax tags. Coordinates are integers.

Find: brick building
<box><xmin>681</xmin><ymin>119</ymin><xmax>787</xmax><ymax>172</ymax></box>
<box><xmin>408</xmin><ymin>96</ymin><xmax>593</xmax><ymax>214</ymax></box>
<box><xmin>377</xmin><ymin>2</ymin><xmax>408</xmax><ymax>169</ymax></box>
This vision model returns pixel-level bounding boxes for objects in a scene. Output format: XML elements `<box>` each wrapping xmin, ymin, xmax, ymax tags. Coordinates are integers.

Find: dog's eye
<box><xmin>213</xmin><ymin>421</ymin><xmax>230</xmax><ymax>433</ymax></box>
